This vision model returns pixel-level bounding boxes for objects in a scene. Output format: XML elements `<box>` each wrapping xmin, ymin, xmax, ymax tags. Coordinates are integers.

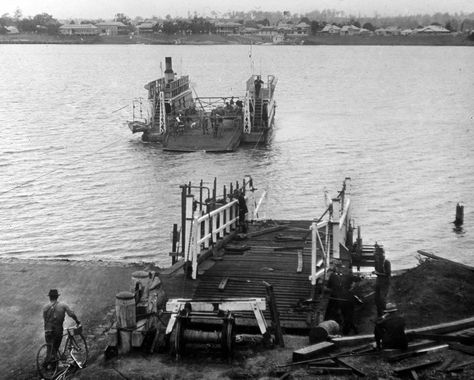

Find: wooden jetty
<box><xmin>108</xmin><ymin>176</ymin><xmax>371</xmax><ymax>357</ymax></box>
<box><xmin>158</xmin><ymin>176</ymin><xmax>356</xmax><ymax>334</ymax></box>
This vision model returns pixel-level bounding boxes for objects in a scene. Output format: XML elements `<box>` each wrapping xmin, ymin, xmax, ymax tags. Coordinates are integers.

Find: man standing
<box><xmin>236</xmin><ymin>190</ymin><xmax>248</xmax><ymax>233</ymax></box>
<box><xmin>374</xmin><ymin>303</ymin><xmax>408</xmax><ymax>350</ymax></box>
<box><xmin>43</xmin><ymin>289</ymin><xmax>80</xmax><ymax>357</ymax></box>
<box><xmin>374</xmin><ymin>243</ymin><xmax>391</xmax><ymax>316</ymax></box>
<box><xmin>254</xmin><ymin>75</ymin><xmax>264</xmax><ymax>98</ymax></box>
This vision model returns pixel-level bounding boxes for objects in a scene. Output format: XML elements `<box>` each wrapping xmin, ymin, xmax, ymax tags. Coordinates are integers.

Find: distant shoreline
<box><xmin>1</xmin><ymin>32</ymin><xmax>473</xmax><ymax>46</ymax></box>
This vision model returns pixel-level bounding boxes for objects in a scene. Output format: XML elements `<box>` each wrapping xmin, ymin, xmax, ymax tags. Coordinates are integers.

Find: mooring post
<box><xmin>263</xmin><ymin>281</ymin><xmax>284</xmax><ymax>347</ymax></box>
<box><xmin>180</xmin><ymin>185</ymin><xmax>187</xmax><ymax>259</ymax></box>
<box><xmin>310</xmin><ymin>219</ymin><xmax>317</xmax><ymax>300</ymax></box>
<box><xmin>455</xmin><ymin>203</ymin><xmax>464</xmax><ymax>226</ymax></box>
<box><xmin>199</xmin><ymin>179</ymin><xmax>203</xmax><ymax>211</ymax></box>
<box><xmin>171</xmin><ymin>223</ymin><xmax>178</xmax><ymax>265</ymax></box>
<box><xmin>213</xmin><ymin>177</ymin><xmax>217</xmax><ymax>203</ymax></box>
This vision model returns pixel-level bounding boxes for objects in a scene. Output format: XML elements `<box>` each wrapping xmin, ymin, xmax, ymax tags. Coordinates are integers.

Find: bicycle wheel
<box><xmin>64</xmin><ymin>334</ymin><xmax>88</xmax><ymax>368</ymax></box>
<box><xmin>36</xmin><ymin>343</ymin><xmax>58</xmax><ymax>380</ymax></box>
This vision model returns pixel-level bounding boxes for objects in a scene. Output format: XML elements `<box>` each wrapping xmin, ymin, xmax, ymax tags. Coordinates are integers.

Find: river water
<box><xmin>0</xmin><ymin>44</ymin><xmax>472</xmax><ymax>269</ymax></box>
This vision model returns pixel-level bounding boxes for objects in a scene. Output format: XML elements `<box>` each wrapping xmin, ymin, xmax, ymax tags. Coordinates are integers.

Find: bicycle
<box><xmin>36</xmin><ymin>324</ymin><xmax>88</xmax><ymax>380</ymax></box>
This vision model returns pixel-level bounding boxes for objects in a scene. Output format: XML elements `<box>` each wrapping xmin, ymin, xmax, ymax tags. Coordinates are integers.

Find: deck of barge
<box><xmin>160</xmin><ymin>219</ymin><xmax>330</xmax><ymax>332</ymax></box>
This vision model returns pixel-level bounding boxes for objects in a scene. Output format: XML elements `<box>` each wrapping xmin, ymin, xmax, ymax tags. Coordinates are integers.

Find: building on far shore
<box><xmin>340</xmin><ymin>25</ymin><xmax>360</xmax><ymax>35</ymax></box>
<box><xmin>137</xmin><ymin>21</ymin><xmax>159</xmax><ymax>34</ymax></box>
<box><xmin>215</xmin><ymin>21</ymin><xmax>242</xmax><ymax>35</ymax></box>
<box><xmin>320</xmin><ymin>24</ymin><xmax>341</xmax><ymax>34</ymax></box>
<box><xmin>59</xmin><ymin>24</ymin><xmax>99</xmax><ymax>36</ymax></box>
<box><xmin>6</xmin><ymin>26</ymin><xmax>19</xmax><ymax>34</ymax></box>
<box><xmin>416</xmin><ymin>25</ymin><xmax>450</xmax><ymax>34</ymax></box>
<box><xmin>96</xmin><ymin>21</ymin><xmax>128</xmax><ymax>36</ymax></box>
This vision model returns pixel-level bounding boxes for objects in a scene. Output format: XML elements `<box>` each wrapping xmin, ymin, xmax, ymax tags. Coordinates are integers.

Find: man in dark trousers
<box><xmin>374</xmin><ymin>243</ymin><xmax>391</xmax><ymax>316</ymax></box>
<box><xmin>43</xmin><ymin>289</ymin><xmax>80</xmax><ymax>360</ymax></box>
<box><xmin>236</xmin><ymin>190</ymin><xmax>248</xmax><ymax>233</ymax></box>
<box><xmin>254</xmin><ymin>75</ymin><xmax>264</xmax><ymax>98</ymax></box>
<box><xmin>374</xmin><ymin>303</ymin><xmax>408</xmax><ymax>350</ymax></box>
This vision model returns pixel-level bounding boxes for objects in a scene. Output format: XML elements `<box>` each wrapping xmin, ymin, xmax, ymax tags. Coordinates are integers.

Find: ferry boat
<box><xmin>127</xmin><ymin>57</ymin><xmax>277</xmax><ymax>152</ymax></box>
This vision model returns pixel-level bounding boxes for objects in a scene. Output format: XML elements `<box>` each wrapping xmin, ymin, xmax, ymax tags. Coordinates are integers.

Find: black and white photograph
<box><xmin>1</xmin><ymin>0</ymin><xmax>473</xmax><ymax>378</ymax></box>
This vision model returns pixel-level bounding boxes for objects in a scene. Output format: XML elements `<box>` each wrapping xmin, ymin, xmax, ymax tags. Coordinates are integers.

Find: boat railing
<box><xmin>246</xmin><ymin>75</ymin><xmax>277</xmax><ymax>100</ymax></box>
<box><xmin>129</xmin><ymin>97</ymin><xmax>150</xmax><ymax>123</ymax></box>
<box><xmin>148</xmin><ymin>76</ymin><xmax>190</xmax><ymax>99</ymax></box>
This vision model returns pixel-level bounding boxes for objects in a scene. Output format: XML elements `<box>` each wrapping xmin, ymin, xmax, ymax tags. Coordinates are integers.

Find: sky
<box><xmin>2</xmin><ymin>0</ymin><xmax>474</xmax><ymax>20</ymax></box>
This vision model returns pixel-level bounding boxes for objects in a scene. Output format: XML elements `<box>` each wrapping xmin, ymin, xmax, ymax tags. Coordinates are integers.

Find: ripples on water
<box><xmin>0</xmin><ymin>44</ymin><xmax>472</xmax><ymax>268</ymax></box>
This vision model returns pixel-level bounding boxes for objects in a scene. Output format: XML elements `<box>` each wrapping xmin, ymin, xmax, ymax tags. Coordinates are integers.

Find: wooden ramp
<box><xmin>192</xmin><ymin>220</ymin><xmax>327</xmax><ymax>330</ymax></box>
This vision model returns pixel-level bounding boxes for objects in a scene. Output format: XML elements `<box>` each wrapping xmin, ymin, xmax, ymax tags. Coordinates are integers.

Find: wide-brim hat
<box><xmin>384</xmin><ymin>302</ymin><xmax>398</xmax><ymax>313</ymax></box>
<box><xmin>48</xmin><ymin>289</ymin><xmax>59</xmax><ymax>297</ymax></box>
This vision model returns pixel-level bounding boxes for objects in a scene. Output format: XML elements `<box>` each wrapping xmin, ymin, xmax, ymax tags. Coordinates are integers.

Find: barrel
<box><xmin>131</xmin><ymin>270</ymin><xmax>150</xmax><ymax>302</ymax></box>
<box><xmin>115</xmin><ymin>291</ymin><xmax>136</xmax><ymax>329</ymax></box>
<box><xmin>309</xmin><ymin>320</ymin><xmax>340</xmax><ymax>344</ymax></box>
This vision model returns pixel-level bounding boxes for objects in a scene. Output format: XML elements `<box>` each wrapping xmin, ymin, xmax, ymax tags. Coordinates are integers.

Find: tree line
<box><xmin>1</xmin><ymin>8</ymin><xmax>473</xmax><ymax>35</ymax></box>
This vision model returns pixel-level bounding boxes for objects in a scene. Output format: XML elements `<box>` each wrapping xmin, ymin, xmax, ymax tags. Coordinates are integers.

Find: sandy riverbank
<box><xmin>3</xmin><ymin>257</ymin><xmax>474</xmax><ymax>379</ymax></box>
<box><xmin>0</xmin><ymin>259</ymin><xmax>157</xmax><ymax>379</ymax></box>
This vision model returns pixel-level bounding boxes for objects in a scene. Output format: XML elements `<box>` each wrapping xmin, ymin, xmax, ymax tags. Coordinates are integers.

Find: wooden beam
<box><xmin>218</xmin><ymin>277</ymin><xmax>229</xmax><ymax>291</ymax></box>
<box><xmin>264</xmin><ymin>281</ymin><xmax>284</xmax><ymax>348</ymax></box>
<box><xmin>246</xmin><ymin>225</ymin><xmax>287</xmax><ymax>238</ymax></box>
<box><xmin>446</xmin><ymin>359</ymin><xmax>474</xmax><ymax>372</ymax></box>
<box><xmin>407</xmin><ymin>332</ymin><xmax>474</xmax><ymax>345</ymax></box>
<box><xmin>417</xmin><ymin>250</ymin><xmax>474</xmax><ymax>271</ymax></box>
<box><xmin>387</xmin><ymin>344</ymin><xmax>448</xmax><ymax>362</ymax></box>
<box><xmin>393</xmin><ymin>359</ymin><xmax>442</xmax><ymax>374</ymax></box>
<box><xmin>292</xmin><ymin>341</ymin><xmax>335</xmax><ymax>362</ymax></box>
<box><xmin>334</xmin><ymin>357</ymin><xmax>367</xmax><ymax>377</ymax></box>
<box><xmin>332</xmin><ymin>316</ymin><xmax>474</xmax><ymax>347</ymax></box>
<box><xmin>308</xmin><ymin>367</ymin><xmax>353</xmax><ymax>375</ymax></box>
<box><xmin>450</xmin><ymin>343</ymin><xmax>474</xmax><ymax>355</ymax></box>
<box><xmin>297</xmin><ymin>250</ymin><xmax>303</xmax><ymax>273</ymax></box>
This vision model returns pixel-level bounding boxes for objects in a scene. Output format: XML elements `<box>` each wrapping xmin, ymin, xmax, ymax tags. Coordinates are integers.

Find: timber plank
<box><xmin>393</xmin><ymin>359</ymin><xmax>442</xmax><ymax>374</ymax></box>
<box><xmin>293</xmin><ymin>341</ymin><xmax>335</xmax><ymax>362</ymax></box>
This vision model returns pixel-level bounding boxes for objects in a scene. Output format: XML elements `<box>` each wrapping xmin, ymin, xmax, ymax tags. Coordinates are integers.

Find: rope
<box><xmin>111</xmin><ymin>104</ymin><xmax>129</xmax><ymax>113</ymax></box>
<box><xmin>0</xmin><ymin>137</ymin><xmax>124</xmax><ymax>197</ymax></box>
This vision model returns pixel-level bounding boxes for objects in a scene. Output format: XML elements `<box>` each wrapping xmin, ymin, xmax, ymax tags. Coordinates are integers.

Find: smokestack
<box><xmin>164</xmin><ymin>57</ymin><xmax>174</xmax><ymax>83</ymax></box>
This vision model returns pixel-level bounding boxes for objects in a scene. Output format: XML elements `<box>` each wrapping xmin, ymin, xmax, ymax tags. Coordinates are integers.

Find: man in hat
<box><xmin>374</xmin><ymin>302</ymin><xmax>408</xmax><ymax>350</ymax></box>
<box><xmin>43</xmin><ymin>289</ymin><xmax>80</xmax><ymax>359</ymax></box>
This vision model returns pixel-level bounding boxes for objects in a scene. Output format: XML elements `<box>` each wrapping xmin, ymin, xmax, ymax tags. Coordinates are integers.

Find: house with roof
<box><xmin>320</xmin><ymin>24</ymin><xmax>341</xmax><ymax>34</ymax></box>
<box><xmin>257</xmin><ymin>25</ymin><xmax>277</xmax><ymax>38</ymax></box>
<box><xmin>59</xmin><ymin>24</ymin><xmax>99</xmax><ymax>36</ymax></box>
<box><xmin>375</xmin><ymin>26</ymin><xmax>401</xmax><ymax>36</ymax></box>
<box><xmin>137</xmin><ymin>21</ymin><xmax>159</xmax><ymax>34</ymax></box>
<box><xmin>6</xmin><ymin>26</ymin><xmax>19</xmax><ymax>34</ymax></box>
<box><xmin>401</xmin><ymin>29</ymin><xmax>414</xmax><ymax>36</ymax></box>
<box><xmin>290</xmin><ymin>22</ymin><xmax>310</xmax><ymax>36</ymax></box>
<box><xmin>416</xmin><ymin>25</ymin><xmax>450</xmax><ymax>34</ymax></box>
<box><xmin>340</xmin><ymin>25</ymin><xmax>360</xmax><ymax>35</ymax></box>
<box><xmin>96</xmin><ymin>21</ymin><xmax>128</xmax><ymax>36</ymax></box>
<box><xmin>215</xmin><ymin>21</ymin><xmax>242</xmax><ymax>35</ymax></box>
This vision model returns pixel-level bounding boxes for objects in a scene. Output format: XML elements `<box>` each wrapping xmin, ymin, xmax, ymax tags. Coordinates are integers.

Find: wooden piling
<box><xmin>455</xmin><ymin>203</ymin><xmax>464</xmax><ymax>226</ymax></box>
<box><xmin>171</xmin><ymin>224</ymin><xmax>178</xmax><ymax>265</ymax></box>
<box><xmin>263</xmin><ymin>281</ymin><xmax>284</xmax><ymax>347</ymax></box>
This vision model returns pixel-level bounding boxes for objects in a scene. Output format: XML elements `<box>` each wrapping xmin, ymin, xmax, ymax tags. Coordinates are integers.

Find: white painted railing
<box><xmin>188</xmin><ymin>189</ymin><xmax>263</xmax><ymax>279</ymax></box>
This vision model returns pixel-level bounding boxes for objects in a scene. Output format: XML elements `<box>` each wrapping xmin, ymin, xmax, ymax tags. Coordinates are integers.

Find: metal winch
<box><xmin>166</xmin><ymin>297</ymin><xmax>268</xmax><ymax>359</ymax></box>
<box><xmin>170</xmin><ymin>306</ymin><xmax>235</xmax><ymax>358</ymax></box>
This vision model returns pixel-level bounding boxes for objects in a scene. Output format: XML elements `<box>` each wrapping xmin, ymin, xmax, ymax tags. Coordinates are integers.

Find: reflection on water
<box><xmin>0</xmin><ymin>44</ymin><xmax>473</xmax><ymax>269</ymax></box>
